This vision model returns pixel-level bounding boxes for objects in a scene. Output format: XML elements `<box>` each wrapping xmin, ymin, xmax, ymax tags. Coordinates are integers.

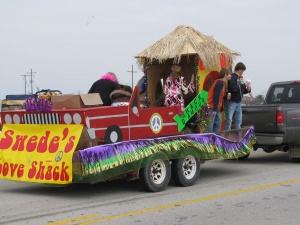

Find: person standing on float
<box><xmin>164</xmin><ymin>65</ymin><xmax>195</xmax><ymax>112</ymax></box>
<box><xmin>206</xmin><ymin>68</ymin><xmax>232</xmax><ymax>133</ymax></box>
<box><xmin>224</xmin><ymin>62</ymin><xmax>251</xmax><ymax>130</ymax></box>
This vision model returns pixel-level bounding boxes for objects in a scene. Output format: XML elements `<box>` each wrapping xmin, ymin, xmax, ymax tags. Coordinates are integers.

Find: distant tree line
<box><xmin>242</xmin><ymin>94</ymin><xmax>265</xmax><ymax>105</ymax></box>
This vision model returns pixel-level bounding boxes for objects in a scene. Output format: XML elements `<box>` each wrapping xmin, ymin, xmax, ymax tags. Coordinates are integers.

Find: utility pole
<box><xmin>127</xmin><ymin>65</ymin><xmax>137</xmax><ymax>89</ymax></box>
<box><xmin>27</xmin><ymin>68</ymin><xmax>36</xmax><ymax>94</ymax></box>
<box><xmin>20</xmin><ymin>74</ymin><xmax>31</xmax><ymax>94</ymax></box>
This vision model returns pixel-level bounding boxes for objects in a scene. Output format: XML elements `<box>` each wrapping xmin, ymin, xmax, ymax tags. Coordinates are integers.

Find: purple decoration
<box><xmin>79</xmin><ymin>126</ymin><xmax>256</xmax><ymax>170</ymax></box>
<box><xmin>24</xmin><ymin>97</ymin><xmax>52</xmax><ymax>112</ymax></box>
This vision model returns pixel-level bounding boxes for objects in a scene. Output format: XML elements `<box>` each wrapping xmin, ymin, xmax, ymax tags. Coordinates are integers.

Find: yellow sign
<box><xmin>0</xmin><ymin>124</ymin><xmax>83</xmax><ymax>184</ymax></box>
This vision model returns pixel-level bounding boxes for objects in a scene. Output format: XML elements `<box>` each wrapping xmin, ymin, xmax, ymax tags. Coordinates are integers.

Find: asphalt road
<box><xmin>1</xmin><ymin>150</ymin><xmax>300</xmax><ymax>225</ymax></box>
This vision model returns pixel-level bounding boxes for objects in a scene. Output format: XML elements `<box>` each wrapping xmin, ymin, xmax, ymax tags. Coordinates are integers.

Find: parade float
<box><xmin>0</xmin><ymin>25</ymin><xmax>255</xmax><ymax>192</ymax></box>
<box><xmin>135</xmin><ymin>25</ymin><xmax>241</xmax><ymax>131</ymax></box>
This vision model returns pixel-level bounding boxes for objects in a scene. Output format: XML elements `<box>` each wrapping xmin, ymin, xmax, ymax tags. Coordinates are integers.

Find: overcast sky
<box><xmin>1</xmin><ymin>0</ymin><xmax>299</xmax><ymax>102</ymax></box>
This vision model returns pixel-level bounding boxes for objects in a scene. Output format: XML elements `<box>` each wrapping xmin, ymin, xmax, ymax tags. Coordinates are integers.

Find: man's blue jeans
<box><xmin>224</xmin><ymin>101</ymin><xmax>242</xmax><ymax>130</ymax></box>
<box><xmin>206</xmin><ymin>109</ymin><xmax>222</xmax><ymax>133</ymax></box>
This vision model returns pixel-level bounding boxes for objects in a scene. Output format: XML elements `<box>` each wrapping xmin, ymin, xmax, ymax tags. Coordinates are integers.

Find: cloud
<box><xmin>1</xmin><ymin>0</ymin><xmax>300</xmax><ymax>100</ymax></box>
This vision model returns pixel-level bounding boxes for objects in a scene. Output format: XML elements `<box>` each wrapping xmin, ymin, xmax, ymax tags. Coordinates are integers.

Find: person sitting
<box><xmin>136</xmin><ymin>75</ymin><xmax>148</xmax><ymax>108</ymax></box>
<box><xmin>88</xmin><ymin>72</ymin><xmax>119</xmax><ymax>106</ymax></box>
<box><xmin>110</xmin><ymin>85</ymin><xmax>133</xmax><ymax>106</ymax></box>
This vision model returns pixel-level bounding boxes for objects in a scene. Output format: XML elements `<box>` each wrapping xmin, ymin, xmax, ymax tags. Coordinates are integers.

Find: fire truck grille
<box><xmin>22</xmin><ymin>113</ymin><xmax>61</xmax><ymax>124</ymax></box>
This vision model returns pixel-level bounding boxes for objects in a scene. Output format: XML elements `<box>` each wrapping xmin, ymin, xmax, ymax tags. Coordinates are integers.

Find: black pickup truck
<box><xmin>241</xmin><ymin>80</ymin><xmax>300</xmax><ymax>162</ymax></box>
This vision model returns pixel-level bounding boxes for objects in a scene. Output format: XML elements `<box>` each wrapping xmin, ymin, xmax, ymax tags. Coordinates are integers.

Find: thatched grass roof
<box><xmin>135</xmin><ymin>25</ymin><xmax>240</xmax><ymax>70</ymax></box>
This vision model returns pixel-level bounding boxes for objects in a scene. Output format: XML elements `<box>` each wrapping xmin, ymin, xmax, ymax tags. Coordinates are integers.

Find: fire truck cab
<box><xmin>0</xmin><ymin>87</ymin><xmax>182</xmax><ymax>146</ymax></box>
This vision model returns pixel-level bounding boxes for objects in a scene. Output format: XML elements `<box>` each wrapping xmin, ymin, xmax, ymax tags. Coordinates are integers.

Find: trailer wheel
<box><xmin>140</xmin><ymin>153</ymin><xmax>171</xmax><ymax>192</ymax></box>
<box><xmin>105</xmin><ymin>125</ymin><xmax>123</xmax><ymax>144</ymax></box>
<box><xmin>171</xmin><ymin>154</ymin><xmax>200</xmax><ymax>187</ymax></box>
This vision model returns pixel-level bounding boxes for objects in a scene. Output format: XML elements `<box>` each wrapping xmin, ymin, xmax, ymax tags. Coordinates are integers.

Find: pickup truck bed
<box><xmin>241</xmin><ymin>80</ymin><xmax>300</xmax><ymax>161</ymax></box>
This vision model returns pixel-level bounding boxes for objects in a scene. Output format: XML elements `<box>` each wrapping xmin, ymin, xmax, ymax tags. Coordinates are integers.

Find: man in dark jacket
<box><xmin>88</xmin><ymin>72</ymin><xmax>119</xmax><ymax>106</ymax></box>
<box><xmin>224</xmin><ymin>62</ymin><xmax>251</xmax><ymax>130</ymax></box>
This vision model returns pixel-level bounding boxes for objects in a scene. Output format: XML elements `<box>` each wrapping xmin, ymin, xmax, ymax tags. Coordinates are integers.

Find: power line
<box><xmin>26</xmin><ymin>68</ymin><xmax>36</xmax><ymax>94</ymax></box>
<box><xmin>20</xmin><ymin>74</ymin><xmax>31</xmax><ymax>94</ymax></box>
<box><xmin>127</xmin><ymin>65</ymin><xmax>137</xmax><ymax>89</ymax></box>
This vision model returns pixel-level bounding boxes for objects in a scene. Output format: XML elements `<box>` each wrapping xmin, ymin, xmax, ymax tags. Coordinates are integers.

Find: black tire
<box><xmin>238</xmin><ymin>153</ymin><xmax>250</xmax><ymax>160</ymax></box>
<box><xmin>105</xmin><ymin>125</ymin><xmax>123</xmax><ymax>144</ymax></box>
<box><xmin>263</xmin><ymin>149</ymin><xmax>275</xmax><ymax>153</ymax></box>
<box><xmin>292</xmin><ymin>158</ymin><xmax>300</xmax><ymax>163</ymax></box>
<box><xmin>171</xmin><ymin>154</ymin><xmax>201</xmax><ymax>187</ymax></box>
<box><xmin>140</xmin><ymin>153</ymin><xmax>171</xmax><ymax>192</ymax></box>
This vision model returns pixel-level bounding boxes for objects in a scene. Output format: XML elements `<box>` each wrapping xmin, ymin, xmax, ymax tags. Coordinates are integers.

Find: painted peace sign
<box><xmin>150</xmin><ymin>113</ymin><xmax>163</xmax><ymax>134</ymax></box>
<box><xmin>55</xmin><ymin>150</ymin><xmax>64</xmax><ymax>162</ymax></box>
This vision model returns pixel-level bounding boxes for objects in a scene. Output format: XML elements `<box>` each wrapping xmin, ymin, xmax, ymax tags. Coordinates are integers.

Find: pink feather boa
<box><xmin>100</xmin><ymin>73</ymin><xmax>118</xmax><ymax>82</ymax></box>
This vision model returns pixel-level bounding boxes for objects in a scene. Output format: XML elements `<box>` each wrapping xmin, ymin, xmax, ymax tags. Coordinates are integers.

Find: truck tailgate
<box><xmin>285</xmin><ymin>108</ymin><xmax>300</xmax><ymax>144</ymax></box>
<box><xmin>242</xmin><ymin>105</ymin><xmax>279</xmax><ymax>133</ymax></box>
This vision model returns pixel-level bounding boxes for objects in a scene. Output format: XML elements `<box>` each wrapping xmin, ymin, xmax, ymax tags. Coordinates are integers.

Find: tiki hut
<box><xmin>135</xmin><ymin>25</ymin><xmax>240</xmax><ymax>108</ymax></box>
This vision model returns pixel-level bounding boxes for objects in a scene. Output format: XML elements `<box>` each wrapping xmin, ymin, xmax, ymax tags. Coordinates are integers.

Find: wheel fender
<box><xmin>140</xmin><ymin>151</ymin><xmax>169</xmax><ymax>168</ymax></box>
<box><xmin>175</xmin><ymin>147</ymin><xmax>200</xmax><ymax>159</ymax></box>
